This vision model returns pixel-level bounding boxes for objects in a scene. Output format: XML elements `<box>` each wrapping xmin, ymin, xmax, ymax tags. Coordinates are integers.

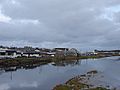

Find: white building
<box><xmin>22</xmin><ymin>52</ymin><xmax>41</xmax><ymax>57</ymax></box>
<box><xmin>0</xmin><ymin>48</ymin><xmax>21</xmax><ymax>59</ymax></box>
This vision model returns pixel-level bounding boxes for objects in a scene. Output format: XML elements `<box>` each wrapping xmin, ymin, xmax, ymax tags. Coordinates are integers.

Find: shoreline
<box><xmin>0</xmin><ymin>55</ymin><xmax>106</xmax><ymax>68</ymax></box>
<box><xmin>53</xmin><ymin>70</ymin><xmax>116</xmax><ymax>90</ymax></box>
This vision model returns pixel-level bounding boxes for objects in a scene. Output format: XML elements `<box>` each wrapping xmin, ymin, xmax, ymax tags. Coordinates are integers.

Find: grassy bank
<box><xmin>52</xmin><ymin>55</ymin><xmax>105</xmax><ymax>61</ymax></box>
<box><xmin>0</xmin><ymin>57</ymin><xmax>52</xmax><ymax>69</ymax></box>
<box><xmin>0</xmin><ymin>55</ymin><xmax>106</xmax><ymax>69</ymax></box>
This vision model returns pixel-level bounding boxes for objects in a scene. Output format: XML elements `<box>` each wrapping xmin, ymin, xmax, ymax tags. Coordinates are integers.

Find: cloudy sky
<box><xmin>0</xmin><ymin>0</ymin><xmax>120</xmax><ymax>50</ymax></box>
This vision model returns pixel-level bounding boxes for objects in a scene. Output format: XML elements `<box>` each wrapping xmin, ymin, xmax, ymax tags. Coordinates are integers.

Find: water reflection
<box><xmin>0</xmin><ymin>57</ymin><xmax>119</xmax><ymax>90</ymax></box>
<box><xmin>0</xmin><ymin>59</ymin><xmax>83</xmax><ymax>73</ymax></box>
<box><xmin>52</xmin><ymin>60</ymin><xmax>81</xmax><ymax>67</ymax></box>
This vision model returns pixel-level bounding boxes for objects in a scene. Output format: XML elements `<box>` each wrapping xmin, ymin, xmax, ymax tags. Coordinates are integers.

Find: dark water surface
<box><xmin>0</xmin><ymin>56</ymin><xmax>120</xmax><ymax>90</ymax></box>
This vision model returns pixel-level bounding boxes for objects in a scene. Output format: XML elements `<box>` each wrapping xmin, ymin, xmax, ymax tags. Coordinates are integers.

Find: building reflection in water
<box><xmin>38</xmin><ymin>65</ymin><xmax>43</xmax><ymax>74</ymax></box>
<box><xmin>52</xmin><ymin>60</ymin><xmax>82</xmax><ymax>67</ymax></box>
<box><xmin>10</xmin><ymin>71</ymin><xmax>13</xmax><ymax>80</ymax></box>
<box><xmin>0</xmin><ymin>59</ymin><xmax>84</xmax><ymax>80</ymax></box>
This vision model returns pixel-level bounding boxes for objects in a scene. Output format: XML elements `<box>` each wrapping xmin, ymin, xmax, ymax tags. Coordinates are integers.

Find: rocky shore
<box><xmin>53</xmin><ymin>70</ymin><xmax>117</xmax><ymax>90</ymax></box>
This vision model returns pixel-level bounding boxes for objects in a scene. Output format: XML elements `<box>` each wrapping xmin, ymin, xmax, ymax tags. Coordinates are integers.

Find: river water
<box><xmin>0</xmin><ymin>56</ymin><xmax>120</xmax><ymax>90</ymax></box>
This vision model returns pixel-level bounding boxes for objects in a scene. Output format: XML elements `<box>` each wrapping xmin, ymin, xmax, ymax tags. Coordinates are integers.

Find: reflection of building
<box><xmin>0</xmin><ymin>69</ymin><xmax>4</xmax><ymax>75</ymax></box>
<box><xmin>52</xmin><ymin>60</ymin><xmax>81</xmax><ymax>67</ymax></box>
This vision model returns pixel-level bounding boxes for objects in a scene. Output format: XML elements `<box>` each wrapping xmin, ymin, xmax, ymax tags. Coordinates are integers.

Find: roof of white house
<box><xmin>0</xmin><ymin>48</ymin><xmax>8</xmax><ymax>51</ymax></box>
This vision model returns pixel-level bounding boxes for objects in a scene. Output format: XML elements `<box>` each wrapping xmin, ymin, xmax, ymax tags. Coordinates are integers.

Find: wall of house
<box><xmin>29</xmin><ymin>54</ymin><xmax>40</xmax><ymax>57</ymax></box>
<box><xmin>0</xmin><ymin>52</ymin><xmax>18</xmax><ymax>58</ymax></box>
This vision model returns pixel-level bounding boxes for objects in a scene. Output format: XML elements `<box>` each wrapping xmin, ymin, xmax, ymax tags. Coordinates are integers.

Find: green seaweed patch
<box><xmin>66</xmin><ymin>79</ymin><xmax>89</xmax><ymax>89</ymax></box>
<box><xmin>53</xmin><ymin>85</ymin><xmax>71</xmax><ymax>90</ymax></box>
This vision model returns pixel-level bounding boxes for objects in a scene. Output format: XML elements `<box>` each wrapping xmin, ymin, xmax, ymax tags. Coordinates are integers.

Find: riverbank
<box><xmin>53</xmin><ymin>70</ymin><xmax>114</xmax><ymax>90</ymax></box>
<box><xmin>0</xmin><ymin>56</ymin><xmax>119</xmax><ymax>90</ymax></box>
<box><xmin>0</xmin><ymin>55</ymin><xmax>107</xmax><ymax>69</ymax></box>
<box><xmin>0</xmin><ymin>57</ymin><xmax>52</xmax><ymax>69</ymax></box>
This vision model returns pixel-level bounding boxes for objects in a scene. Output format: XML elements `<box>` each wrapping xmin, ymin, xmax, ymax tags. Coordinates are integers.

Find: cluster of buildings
<box><xmin>0</xmin><ymin>46</ymin><xmax>80</xmax><ymax>59</ymax></box>
<box><xmin>82</xmin><ymin>50</ymin><xmax>120</xmax><ymax>57</ymax></box>
<box><xmin>0</xmin><ymin>45</ymin><xmax>120</xmax><ymax>59</ymax></box>
<box><xmin>94</xmin><ymin>50</ymin><xmax>120</xmax><ymax>56</ymax></box>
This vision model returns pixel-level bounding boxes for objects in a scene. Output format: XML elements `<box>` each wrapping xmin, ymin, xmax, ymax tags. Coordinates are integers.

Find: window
<box><xmin>8</xmin><ymin>52</ymin><xmax>13</xmax><ymax>55</ymax></box>
<box><xmin>0</xmin><ymin>52</ymin><xmax>5</xmax><ymax>55</ymax></box>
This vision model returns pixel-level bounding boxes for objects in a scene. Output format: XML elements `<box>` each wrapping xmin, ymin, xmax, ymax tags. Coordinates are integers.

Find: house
<box><xmin>22</xmin><ymin>51</ymin><xmax>56</xmax><ymax>57</ymax></box>
<box><xmin>53</xmin><ymin>48</ymin><xmax>69</xmax><ymax>52</ymax></box>
<box><xmin>94</xmin><ymin>50</ymin><xmax>120</xmax><ymax>56</ymax></box>
<box><xmin>22</xmin><ymin>52</ymin><xmax>41</xmax><ymax>57</ymax></box>
<box><xmin>0</xmin><ymin>49</ymin><xmax>20</xmax><ymax>59</ymax></box>
<box><xmin>16</xmin><ymin>51</ymin><xmax>22</xmax><ymax>57</ymax></box>
<box><xmin>52</xmin><ymin>48</ymin><xmax>69</xmax><ymax>57</ymax></box>
<box><xmin>46</xmin><ymin>52</ymin><xmax>56</xmax><ymax>57</ymax></box>
<box><xmin>66</xmin><ymin>48</ymin><xmax>79</xmax><ymax>56</ymax></box>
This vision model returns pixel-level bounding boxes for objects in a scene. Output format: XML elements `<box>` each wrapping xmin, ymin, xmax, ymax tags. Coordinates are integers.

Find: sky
<box><xmin>0</xmin><ymin>0</ymin><xmax>120</xmax><ymax>51</ymax></box>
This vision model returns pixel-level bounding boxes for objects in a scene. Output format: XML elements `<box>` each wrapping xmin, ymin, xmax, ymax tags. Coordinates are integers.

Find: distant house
<box><xmin>22</xmin><ymin>52</ymin><xmax>40</xmax><ymax>57</ymax></box>
<box><xmin>52</xmin><ymin>48</ymin><xmax>69</xmax><ymax>57</ymax></box>
<box><xmin>94</xmin><ymin>50</ymin><xmax>120</xmax><ymax>56</ymax></box>
<box><xmin>39</xmin><ymin>48</ymin><xmax>51</xmax><ymax>52</ymax></box>
<box><xmin>67</xmin><ymin>48</ymin><xmax>79</xmax><ymax>56</ymax></box>
<box><xmin>46</xmin><ymin>52</ymin><xmax>56</xmax><ymax>57</ymax></box>
<box><xmin>22</xmin><ymin>51</ymin><xmax>56</xmax><ymax>57</ymax></box>
<box><xmin>0</xmin><ymin>49</ymin><xmax>21</xmax><ymax>59</ymax></box>
<box><xmin>39</xmin><ymin>52</ymin><xmax>56</xmax><ymax>57</ymax></box>
<box><xmin>81</xmin><ymin>52</ymin><xmax>94</xmax><ymax>56</ymax></box>
<box><xmin>16</xmin><ymin>51</ymin><xmax>22</xmax><ymax>57</ymax></box>
<box><xmin>53</xmin><ymin>48</ymin><xmax>69</xmax><ymax>52</ymax></box>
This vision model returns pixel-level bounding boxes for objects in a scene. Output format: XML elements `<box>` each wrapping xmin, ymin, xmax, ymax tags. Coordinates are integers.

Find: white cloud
<box><xmin>11</xmin><ymin>0</ymin><xmax>19</xmax><ymax>5</ymax></box>
<box><xmin>0</xmin><ymin>10</ymin><xmax>11</xmax><ymax>23</ymax></box>
<box><xmin>0</xmin><ymin>9</ymin><xmax>40</xmax><ymax>25</ymax></box>
<box><xmin>11</xmin><ymin>19</ymin><xmax>40</xmax><ymax>25</ymax></box>
<box><xmin>98</xmin><ymin>5</ymin><xmax>120</xmax><ymax>21</ymax></box>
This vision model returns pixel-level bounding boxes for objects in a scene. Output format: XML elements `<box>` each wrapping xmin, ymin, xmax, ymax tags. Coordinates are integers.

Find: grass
<box><xmin>53</xmin><ymin>78</ymin><xmax>89</xmax><ymax>90</ymax></box>
<box><xmin>66</xmin><ymin>79</ymin><xmax>88</xmax><ymax>89</ymax></box>
<box><xmin>79</xmin><ymin>55</ymin><xmax>103</xmax><ymax>59</ymax></box>
<box><xmin>53</xmin><ymin>85</ymin><xmax>71</xmax><ymax>90</ymax></box>
<box><xmin>0</xmin><ymin>55</ymin><xmax>105</xmax><ymax>69</ymax></box>
<box><xmin>0</xmin><ymin>57</ymin><xmax>52</xmax><ymax>68</ymax></box>
<box><xmin>53</xmin><ymin>84</ymin><xmax>108</xmax><ymax>90</ymax></box>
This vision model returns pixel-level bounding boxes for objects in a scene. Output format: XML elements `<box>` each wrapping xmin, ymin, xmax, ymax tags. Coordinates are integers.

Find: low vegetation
<box><xmin>53</xmin><ymin>70</ymin><xmax>109</xmax><ymax>90</ymax></box>
<box><xmin>0</xmin><ymin>55</ymin><xmax>105</xmax><ymax>69</ymax></box>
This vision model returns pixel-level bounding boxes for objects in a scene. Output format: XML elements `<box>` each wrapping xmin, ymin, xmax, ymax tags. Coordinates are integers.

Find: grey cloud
<box><xmin>0</xmin><ymin>0</ymin><xmax>120</xmax><ymax>50</ymax></box>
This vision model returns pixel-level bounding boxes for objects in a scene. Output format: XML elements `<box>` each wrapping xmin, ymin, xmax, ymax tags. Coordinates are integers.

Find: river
<box><xmin>0</xmin><ymin>56</ymin><xmax>120</xmax><ymax>90</ymax></box>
